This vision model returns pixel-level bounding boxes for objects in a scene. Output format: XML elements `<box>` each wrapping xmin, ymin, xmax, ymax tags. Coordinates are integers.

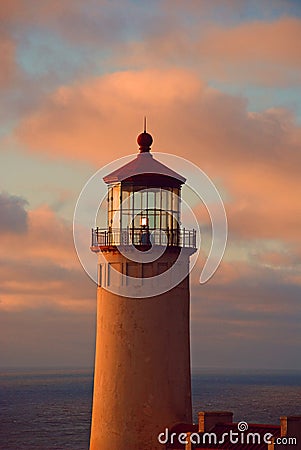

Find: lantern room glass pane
<box><xmin>111</xmin><ymin>210</ymin><xmax>121</xmax><ymax>229</ymax></box>
<box><xmin>122</xmin><ymin>189</ymin><xmax>130</xmax><ymax>210</ymax></box>
<box><xmin>161</xmin><ymin>190</ymin><xmax>167</xmax><ymax>211</ymax></box>
<box><xmin>141</xmin><ymin>190</ymin><xmax>147</xmax><ymax>210</ymax></box>
<box><xmin>166</xmin><ymin>189</ymin><xmax>172</xmax><ymax>211</ymax></box>
<box><xmin>148</xmin><ymin>191</ymin><xmax>155</xmax><ymax>209</ymax></box>
<box><xmin>155</xmin><ymin>190</ymin><xmax>161</xmax><ymax>210</ymax></box>
<box><xmin>155</xmin><ymin>212</ymin><xmax>160</xmax><ymax>229</ymax></box>
<box><xmin>112</xmin><ymin>184</ymin><xmax>120</xmax><ymax>211</ymax></box>
<box><xmin>133</xmin><ymin>213</ymin><xmax>141</xmax><ymax>229</ymax></box>
<box><xmin>131</xmin><ymin>190</ymin><xmax>135</xmax><ymax>211</ymax></box>
<box><xmin>167</xmin><ymin>212</ymin><xmax>173</xmax><ymax>229</ymax></box>
<box><xmin>171</xmin><ymin>188</ymin><xmax>178</xmax><ymax>212</ymax></box>
<box><xmin>173</xmin><ymin>214</ymin><xmax>179</xmax><ymax>230</ymax></box>
<box><xmin>108</xmin><ymin>187</ymin><xmax>113</xmax><ymax>210</ymax></box>
<box><xmin>148</xmin><ymin>212</ymin><xmax>155</xmax><ymax>229</ymax></box>
<box><xmin>134</xmin><ymin>190</ymin><xmax>141</xmax><ymax>210</ymax></box>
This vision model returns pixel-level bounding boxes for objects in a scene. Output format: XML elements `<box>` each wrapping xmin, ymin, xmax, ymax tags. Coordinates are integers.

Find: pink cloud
<box><xmin>13</xmin><ymin>68</ymin><xmax>301</xmax><ymax>246</ymax></box>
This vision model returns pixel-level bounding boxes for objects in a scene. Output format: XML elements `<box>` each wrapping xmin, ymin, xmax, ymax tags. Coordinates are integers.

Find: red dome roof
<box><xmin>103</xmin><ymin>152</ymin><xmax>186</xmax><ymax>185</ymax></box>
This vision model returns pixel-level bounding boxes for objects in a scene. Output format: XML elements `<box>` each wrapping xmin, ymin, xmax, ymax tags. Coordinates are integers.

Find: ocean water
<box><xmin>0</xmin><ymin>368</ymin><xmax>300</xmax><ymax>450</ymax></box>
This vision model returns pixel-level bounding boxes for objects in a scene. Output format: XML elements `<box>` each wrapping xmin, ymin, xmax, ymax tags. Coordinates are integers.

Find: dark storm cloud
<box><xmin>0</xmin><ymin>192</ymin><xmax>28</xmax><ymax>233</ymax></box>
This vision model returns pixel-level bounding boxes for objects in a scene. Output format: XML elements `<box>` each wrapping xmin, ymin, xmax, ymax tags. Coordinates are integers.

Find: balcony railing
<box><xmin>91</xmin><ymin>227</ymin><xmax>196</xmax><ymax>250</ymax></box>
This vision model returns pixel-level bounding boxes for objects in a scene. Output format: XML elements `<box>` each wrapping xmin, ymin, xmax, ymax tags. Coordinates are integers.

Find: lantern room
<box><xmin>91</xmin><ymin>128</ymin><xmax>196</xmax><ymax>250</ymax></box>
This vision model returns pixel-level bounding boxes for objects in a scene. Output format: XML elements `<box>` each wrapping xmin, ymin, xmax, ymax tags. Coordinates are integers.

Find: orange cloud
<box><xmin>118</xmin><ymin>16</ymin><xmax>301</xmax><ymax>86</ymax></box>
<box><xmin>198</xmin><ymin>17</ymin><xmax>301</xmax><ymax>85</ymax></box>
<box><xmin>16</xmin><ymin>69</ymin><xmax>202</xmax><ymax>162</ymax></box>
<box><xmin>224</xmin><ymin>159</ymin><xmax>301</xmax><ymax>241</ymax></box>
<box><xmin>201</xmin><ymin>17</ymin><xmax>301</xmax><ymax>66</ymax></box>
<box><xmin>0</xmin><ymin>0</ymin><xmax>83</xmax><ymax>22</ymax></box>
<box><xmin>0</xmin><ymin>205</ymin><xmax>95</xmax><ymax>312</ymax></box>
<box><xmin>0</xmin><ymin>1</ymin><xmax>22</xmax><ymax>21</ymax></box>
<box><xmin>0</xmin><ymin>35</ymin><xmax>17</xmax><ymax>89</ymax></box>
<box><xmin>14</xmin><ymin>68</ymin><xmax>301</xmax><ymax>247</ymax></box>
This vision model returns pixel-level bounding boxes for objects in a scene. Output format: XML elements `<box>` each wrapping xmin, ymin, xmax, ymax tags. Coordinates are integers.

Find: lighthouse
<box><xmin>89</xmin><ymin>127</ymin><xmax>197</xmax><ymax>450</ymax></box>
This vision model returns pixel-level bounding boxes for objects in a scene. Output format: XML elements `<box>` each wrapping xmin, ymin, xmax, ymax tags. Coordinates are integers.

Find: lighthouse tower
<box><xmin>89</xmin><ymin>128</ymin><xmax>196</xmax><ymax>450</ymax></box>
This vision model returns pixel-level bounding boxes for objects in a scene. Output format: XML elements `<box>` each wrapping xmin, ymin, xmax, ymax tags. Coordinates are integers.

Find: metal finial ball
<box><xmin>137</xmin><ymin>132</ymin><xmax>153</xmax><ymax>152</ymax></box>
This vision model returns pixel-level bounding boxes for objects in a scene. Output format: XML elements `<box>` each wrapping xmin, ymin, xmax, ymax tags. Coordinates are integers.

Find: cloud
<box><xmin>198</xmin><ymin>17</ymin><xmax>301</xmax><ymax>86</ymax></box>
<box><xmin>2</xmin><ymin>0</ymin><xmax>301</xmax><ymax>370</ymax></box>
<box><xmin>0</xmin><ymin>34</ymin><xmax>18</xmax><ymax>90</ymax></box>
<box><xmin>0</xmin><ymin>193</ymin><xmax>96</xmax><ymax>367</ymax></box>
<box><xmin>15</xmin><ymin>68</ymin><xmax>201</xmax><ymax>162</ymax></box>
<box><xmin>15</xmin><ymin>69</ymin><xmax>301</xmax><ymax>167</ymax></box>
<box><xmin>202</xmin><ymin>17</ymin><xmax>301</xmax><ymax>67</ymax></box>
<box><xmin>14</xmin><ymin>68</ymin><xmax>301</xmax><ymax>247</ymax></box>
<box><xmin>0</xmin><ymin>1</ymin><xmax>22</xmax><ymax>22</ymax></box>
<box><xmin>189</xmin><ymin>258</ymin><xmax>301</xmax><ymax>369</ymax></box>
<box><xmin>2</xmin><ymin>0</ymin><xmax>131</xmax><ymax>49</ymax></box>
<box><xmin>0</xmin><ymin>0</ymin><xmax>81</xmax><ymax>23</ymax></box>
<box><xmin>0</xmin><ymin>258</ymin><xmax>95</xmax><ymax>312</ymax></box>
<box><xmin>0</xmin><ymin>201</ymin><xmax>95</xmax><ymax>312</ymax></box>
<box><xmin>2</xmin><ymin>1</ymin><xmax>300</xmax><ymax>137</ymax></box>
<box><xmin>117</xmin><ymin>16</ymin><xmax>301</xmax><ymax>86</ymax></box>
<box><xmin>0</xmin><ymin>192</ymin><xmax>28</xmax><ymax>233</ymax></box>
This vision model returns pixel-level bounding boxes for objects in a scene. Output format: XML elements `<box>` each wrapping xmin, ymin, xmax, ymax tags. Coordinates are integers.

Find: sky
<box><xmin>0</xmin><ymin>0</ymin><xmax>301</xmax><ymax>370</ymax></box>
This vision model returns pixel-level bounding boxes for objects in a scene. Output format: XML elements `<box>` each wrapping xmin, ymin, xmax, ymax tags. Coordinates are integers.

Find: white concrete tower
<box><xmin>89</xmin><ymin>128</ymin><xmax>196</xmax><ymax>450</ymax></box>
